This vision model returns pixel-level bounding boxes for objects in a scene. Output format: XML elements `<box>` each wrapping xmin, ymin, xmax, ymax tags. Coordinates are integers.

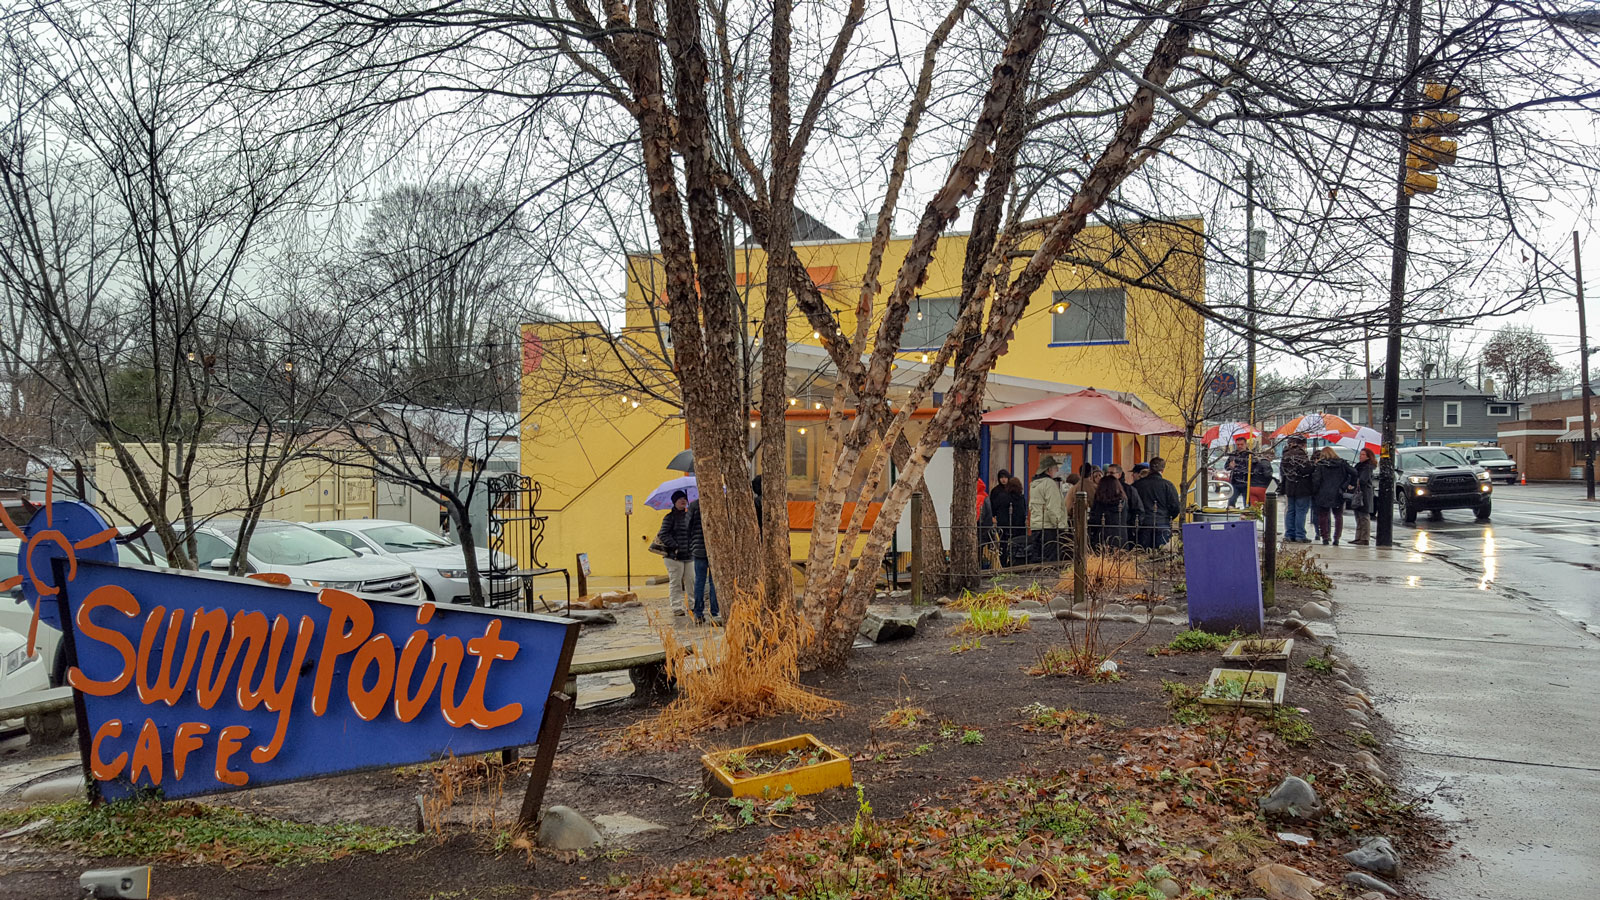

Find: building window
<box><xmin>1444</xmin><ymin>401</ymin><xmax>1461</xmax><ymax>427</ymax></box>
<box><xmin>1488</xmin><ymin>404</ymin><xmax>1510</xmax><ymax>416</ymax></box>
<box><xmin>1398</xmin><ymin>408</ymin><xmax>1412</xmax><ymax>420</ymax></box>
<box><xmin>1050</xmin><ymin>287</ymin><xmax>1127</xmax><ymax>345</ymax></box>
<box><xmin>1535</xmin><ymin>443</ymin><xmax>1555</xmax><ymax>451</ymax></box>
<box><xmin>904</xmin><ymin>296</ymin><xmax>960</xmax><ymax>350</ymax></box>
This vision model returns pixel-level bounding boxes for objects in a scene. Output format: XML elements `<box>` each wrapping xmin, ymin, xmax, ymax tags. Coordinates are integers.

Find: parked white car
<box><xmin>307</xmin><ymin>519</ymin><xmax>521</xmax><ymax>606</ymax></box>
<box><xmin>0</xmin><ymin>624</ymin><xmax>49</xmax><ymax>715</ymax></box>
<box><xmin>183</xmin><ymin>519</ymin><xmax>422</xmax><ymax>598</ymax></box>
<box><xmin>1</xmin><ymin>531</ymin><xmax>167</xmax><ymax>686</ymax></box>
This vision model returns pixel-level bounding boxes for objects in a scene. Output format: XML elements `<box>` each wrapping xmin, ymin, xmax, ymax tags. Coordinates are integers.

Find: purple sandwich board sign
<box><xmin>1179</xmin><ymin>520</ymin><xmax>1264</xmax><ymax>635</ymax></box>
<box><xmin>53</xmin><ymin>556</ymin><xmax>578</xmax><ymax>824</ymax></box>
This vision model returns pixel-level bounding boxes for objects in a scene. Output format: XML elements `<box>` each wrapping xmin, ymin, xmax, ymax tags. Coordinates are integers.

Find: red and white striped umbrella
<box><xmin>1271</xmin><ymin>412</ymin><xmax>1356</xmax><ymax>441</ymax></box>
<box><xmin>1199</xmin><ymin>421</ymin><xmax>1259</xmax><ymax>448</ymax></box>
<box><xmin>1331</xmin><ymin>426</ymin><xmax>1382</xmax><ymax>455</ymax></box>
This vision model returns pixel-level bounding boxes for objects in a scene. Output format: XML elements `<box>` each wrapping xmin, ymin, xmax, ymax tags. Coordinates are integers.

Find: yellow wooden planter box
<box><xmin>702</xmin><ymin>734</ymin><xmax>853</xmax><ymax>799</ymax></box>
<box><xmin>1199</xmin><ymin>668</ymin><xmax>1287</xmax><ymax>710</ymax></box>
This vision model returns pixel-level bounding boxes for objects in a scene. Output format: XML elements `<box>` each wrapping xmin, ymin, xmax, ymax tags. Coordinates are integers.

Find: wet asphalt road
<box><xmin>1387</xmin><ymin>482</ymin><xmax>1600</xmax><ymax>635</ymax></box>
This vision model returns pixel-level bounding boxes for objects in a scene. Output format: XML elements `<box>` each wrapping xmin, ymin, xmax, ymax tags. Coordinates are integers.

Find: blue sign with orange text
<box><xmin>56</xmin><ymin>560</ymin><xmax>579</xmax><ymax>801</ymax></box>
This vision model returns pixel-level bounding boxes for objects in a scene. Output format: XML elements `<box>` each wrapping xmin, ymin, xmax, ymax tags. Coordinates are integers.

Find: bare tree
<box><xmin>1480</xmin><ymin>324</ymin><xmax>1565</xmax><ymax>399</ymax></box>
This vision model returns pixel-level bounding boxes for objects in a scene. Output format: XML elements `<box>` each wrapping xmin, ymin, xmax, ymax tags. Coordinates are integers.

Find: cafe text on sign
<box><xmin>56</xmin><ymin>560</ymin><xmax>578</xmax><ymax>802</ymax></box>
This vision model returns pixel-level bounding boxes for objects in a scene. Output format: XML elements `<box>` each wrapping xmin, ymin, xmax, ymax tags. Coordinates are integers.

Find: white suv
<box><xmin>183</xmin><ymin>519</ymin><xmax>422</xmax><ymax>598</ymax></box>
<box><xmin>1461</xmin><ymin>446</ymin><xmax>1519</xmax><ymax>484</ymax></box>
<box><xmin>307</xmin><ymin>519</ymin><xmax>520</xmax><ymax>606</ymax></box>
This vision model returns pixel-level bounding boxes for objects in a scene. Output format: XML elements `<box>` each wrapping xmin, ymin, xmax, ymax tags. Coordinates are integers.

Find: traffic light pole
<box><xmin>1377</xmin><ymin>0</ymin><xmax>1424</xmax><ymax>548</ymax></box>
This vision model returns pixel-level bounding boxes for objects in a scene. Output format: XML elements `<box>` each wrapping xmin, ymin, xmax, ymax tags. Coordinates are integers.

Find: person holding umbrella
<box><xmin>1225</xmin><ymin>434</ymin><xmax>1255</xmax><ymax>508</ymax></box>
<box><xmin>655</xmin><ymin>490</ymin><xmax>694</xmax><ymax>614</ymax></box>
<box><xmin>1351</xmin><ymin>447</ymin><xmax>1377</xmax><ymax>545</ymax></box>
<box><xmin>1279</xmin><ymin>436</ymin><xmax>1314</xmax><ymax>543</ymax></box>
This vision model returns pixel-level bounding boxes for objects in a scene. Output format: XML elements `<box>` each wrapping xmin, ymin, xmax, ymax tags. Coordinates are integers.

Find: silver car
<box><xmin>307</xmin><ymin>519</ymin><xmax>521</xmax><ymax>606</ymax></box>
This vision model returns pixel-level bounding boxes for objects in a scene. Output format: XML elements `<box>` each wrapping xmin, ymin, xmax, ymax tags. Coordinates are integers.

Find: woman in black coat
<box><xmin>1310</xmin><ymin>447</ymin><xmax>1355</xmax><ymax>545</ymax></box>
<box><xmin>1088</xmin><ymin>467</ymin><xmax>1127</xmax><ymax>549</ymax></box>
<box><xmin>988</xmin><ymin>474</ymin><xmax>1028</xmax><ymax>565</ymax></box>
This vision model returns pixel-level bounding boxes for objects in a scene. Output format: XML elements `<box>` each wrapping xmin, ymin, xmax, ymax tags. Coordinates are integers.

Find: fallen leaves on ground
<box><xmin>596</xmin><ymin>718</ymin><xmax>1439</xmax><ymax>900</ymax></box>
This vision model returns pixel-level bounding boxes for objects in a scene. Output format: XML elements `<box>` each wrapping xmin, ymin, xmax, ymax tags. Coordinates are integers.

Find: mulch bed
<box><xmin>0</xmin><ymin>611</ymin><xmax>1435</xmax><ymax>900</ymax></box>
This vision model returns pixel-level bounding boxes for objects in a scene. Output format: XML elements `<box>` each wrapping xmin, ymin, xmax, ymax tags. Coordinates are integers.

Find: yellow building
<box><xmin>519</xmin><ymin>218</ymin><xmax>1205</xmax><ymax>576</ymax></box>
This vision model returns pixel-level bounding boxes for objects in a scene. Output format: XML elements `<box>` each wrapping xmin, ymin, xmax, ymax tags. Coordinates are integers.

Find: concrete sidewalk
<box><xmin>1317</xmin><ymin>546</ymin><xmax>1600</xmax><ymax>898</ymax></box>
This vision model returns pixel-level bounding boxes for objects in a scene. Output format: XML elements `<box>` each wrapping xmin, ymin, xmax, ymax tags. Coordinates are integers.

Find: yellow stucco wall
<box><xmin>522</xmin><ymin>220</ymin><xmax>1205</xmax><ymax>576</ymax></box>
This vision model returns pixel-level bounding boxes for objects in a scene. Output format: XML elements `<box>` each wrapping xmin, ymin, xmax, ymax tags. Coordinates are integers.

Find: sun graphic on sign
<box><xmin>0</xmin><ymin>471</ymin><xmax>119</xmax><ymax>657</ymax></box>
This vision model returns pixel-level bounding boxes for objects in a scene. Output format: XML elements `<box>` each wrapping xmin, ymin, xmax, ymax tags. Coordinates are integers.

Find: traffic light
<box><xmin>1405</xmin><ymin>83</ymin><xmax>1460</xmax><ymax>196</ymax></box>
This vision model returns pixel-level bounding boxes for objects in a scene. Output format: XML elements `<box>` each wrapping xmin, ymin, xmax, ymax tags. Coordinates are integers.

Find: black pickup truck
<box><xmin>1394</xmin><ymin>446</ymin><xmax>1493</xmax><ymax>523</ymax></box>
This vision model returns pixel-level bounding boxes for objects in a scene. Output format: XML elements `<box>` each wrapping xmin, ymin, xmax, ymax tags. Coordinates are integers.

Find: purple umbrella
<box><xmin>645</xmin><ymin>475</ymin><xmax>698</xmax><ymax>510</ymax></box>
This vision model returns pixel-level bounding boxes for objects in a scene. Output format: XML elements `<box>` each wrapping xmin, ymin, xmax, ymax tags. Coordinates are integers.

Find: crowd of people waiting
<box><xmin>978</xmin><ymin>453</ymin><xmax>1184</xmax><ymax>566</ymax></box>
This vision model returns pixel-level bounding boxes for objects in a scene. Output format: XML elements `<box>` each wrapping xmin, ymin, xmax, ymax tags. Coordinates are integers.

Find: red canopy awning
<box><xmin>981</xmin><ymin>388</ymin><xmax>1182</xmax><ymax>436</ymax></box>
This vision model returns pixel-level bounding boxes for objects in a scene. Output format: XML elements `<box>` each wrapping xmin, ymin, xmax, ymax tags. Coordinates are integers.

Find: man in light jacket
<box><xmin>1028</xmin><ymin>455</ymin><xmax>1069</xmax><ymax>563</ymax></box>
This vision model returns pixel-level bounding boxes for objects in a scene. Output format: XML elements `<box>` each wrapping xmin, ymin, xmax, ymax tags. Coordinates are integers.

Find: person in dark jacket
<box><xmin>1117</xmin><ymin>465</ymin><xmax>1144</xmax><ymax>548</ymax></box>
<box><xmin>989</xmin><ymin>476</ymin><xmax>1027</xmax><ymax>565</ymax></box>
<box><xmin>1351</xmin><ymin>448</ymin><xmax>1376</xmax><ymax>545</ymax></box>
<box><xmin>1129</xmin><ymin>463</ymin><xmax>1152</xmax><ymax>547</ymax></box>
<box><xmin>1311</xmin><ymin>447</ymin><xmax>1355</xmax><ymax>545</ymax></box>
<box><xmin>688</xmin><ymin>499</ymin><xmax>719</xmax><ymax>623</ymax></box>
<box><xmin>1088</xmin><ymin>465</ymin><xmax>1127</xmax><ymax>549</ymax></box>
<box><xmin>656</xmin><ymin>490</ymin><xmax>694</xmax><ymax>614</ymax></box>
<box><xmin>1225</xmin><ymin>435</ymin><xmax>1253</xmax><ymax>508</ymax></box>
<box><xmin>1279</xmin><ymin>436</ymin><xmax>1314</xmax><ymax>543</ymax></box>
<box><xmin>750</xmin><ymin>475</ymin><xmax>764</xmax><ymax>531</ymax></box>
<box><xmin>1131</xmin><ymin>457</ymin><xmax>1182</xmax><ymax>548</ymax></box>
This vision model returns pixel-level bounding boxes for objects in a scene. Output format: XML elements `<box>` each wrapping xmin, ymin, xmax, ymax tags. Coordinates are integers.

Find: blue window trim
<box><xmin>1048</xmin><ymin>339</ymin><xmax>1131</xmax><ymax>348</ymax></box>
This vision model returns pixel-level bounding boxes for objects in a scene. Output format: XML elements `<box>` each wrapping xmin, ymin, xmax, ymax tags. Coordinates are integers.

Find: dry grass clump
<box><xmin>1056</xmin><ymin>548</ymin><xmax>1144</xmax><ymax>598</ymax></box>
<box><xmin>877</xmin><ymin>706</ymin><xmax>932</xmax><ymax>730</ymax></box>
<box><xmin>616</xmin><ymin>595</ymin><xmax>841</xmax><ymax>749</ymax></box>
<box><xmin>950</xmin><ymin>588</ymin><xmax>1012</xmax><ymax>611</ymax></box>
<box><xmin>418</xmin><ymin>753</ymin><xmax>525</xmax><ymax>835</ymax></box>
<box><xmin>952</xmin><ymin>605</ymin><xmax>1030</xmax><ymax>636</ymax></box>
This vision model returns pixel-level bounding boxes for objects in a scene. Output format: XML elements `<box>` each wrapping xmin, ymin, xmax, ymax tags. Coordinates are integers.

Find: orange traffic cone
<box><xmin>1520</xmin><ymin>472</ymin><xmax>1526</xmax><ymax>485</ymax></box>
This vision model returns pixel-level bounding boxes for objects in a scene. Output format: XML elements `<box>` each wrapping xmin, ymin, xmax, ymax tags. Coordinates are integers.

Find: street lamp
<box><xmin>1419</xmin><ymin>363</ymin><xmax>1436</xmax><ymax>445</ymax></box>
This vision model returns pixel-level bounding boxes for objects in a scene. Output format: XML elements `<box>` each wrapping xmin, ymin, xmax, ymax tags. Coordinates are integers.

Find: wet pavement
<box><xmin>1307</xmin><ymin>483</ymin><xmax>1600</xmax><ymax>898</ymax></box>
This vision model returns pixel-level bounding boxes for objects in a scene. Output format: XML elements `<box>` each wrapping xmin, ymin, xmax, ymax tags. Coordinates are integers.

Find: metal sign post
<box><xmin>624</xmin><ymin>495</ymin><xmax>633</xmax><ymax>591</ymax></box>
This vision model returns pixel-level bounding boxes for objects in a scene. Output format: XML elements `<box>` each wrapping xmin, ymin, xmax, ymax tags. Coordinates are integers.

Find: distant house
<box><xmin>1263</xmin><ymin>377</ymin><xmax>1518</xmax><ymax>445</ymax></box>
<box><xmin>1497</xmin><ymin>389</ymin><xmax>1596</xmax><ymax>480</ymax></box>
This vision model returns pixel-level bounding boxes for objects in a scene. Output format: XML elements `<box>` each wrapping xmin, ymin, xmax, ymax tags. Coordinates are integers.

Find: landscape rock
<box><xmin>1153</xmin><ymin>615</ymin><xmax>1186</xmax><ymax>626</ymax></box>
<box><xmin>1342</xmin><ymin>871</ymin><xmax>1399</xmax><ymax>896</ymax></box>
<box><xmin>858</xmin><ymin>607</ymin><xmax>934</xmax><ymax>643</ymax></box>
<box><xmin>539</xmin><ymin>805</ymin><xmax>603</xmax><ymax>850</ymax></box>
<box><xmin>1099</xmin><ymin>602</ymin><xmax>1130</xmax><ymax>616</ymax></box>
<box><xmin>593</xmin><ymin>813</ymin><xmax>667</xmax><ymax>839</ymax></box>
<box><xmin>1276</xmin><ymin>832</ymin><xmax>1314</xmax><ymax>847</ymax></box>
<box><xmin>1128</xmin><ymin>605</ymin><xmax>1149</xmax><ymax>617</ymax></box>
<box><xmin>1113</xmin><ymin>614</ymin><xmax>1142</xmax><ymax>624</ymax></box>
<box><xmin>1154</xmin><ymin>878</ymin><xmax>1182</xmax><ymax>899</ymax></box>
<box><xmin>1259</xmin><ymin>775</ymin><xmax>1322</xmax><ymax>820</ymax></box>
<box><xmin>1015</xmin><ymin>599</ymin><xmax>1047</xmax><ymax>611</ymax></box>
<box><xmin>19</xmin><ymin>776</ymin><xmax>82</xmax><ymax>803</ymax></box>
<box><xmin>1247</xmin><ymin>863</ymin><xmax>1325</xmax><ymax>900</ymax></box>
<box><xmin>1299</xmin><ymin>601</ymin><xmax>1333</xmax><ymax>620</ymax></box>
<box><xmin>1346</xmin><ymin>709</ymin><xmax>1370</xmax><ymax>726</ymax></box>
<box><xmin>596</xmin><ymin>590</ymin><xmax>639</xmax><ymax>607</ymax></box>
<box><xmin>1343</xmin><ymin>836</ymin><xmax>1402</xmax><ymax>878</ymax></box>
<box><xmin>566</xmin><ymin>609</ymin><xmax>617</xmax><ymax>627</ymax></box>
<box><xmin>1151</xmin><ymin>604</ymin><xmax>1179</xmax><ymax>616</ymax></box>
<box><xmin>1334</xmin><ymin>680</ymin><xmax>1357</xmax><ymax>694</ymax></box>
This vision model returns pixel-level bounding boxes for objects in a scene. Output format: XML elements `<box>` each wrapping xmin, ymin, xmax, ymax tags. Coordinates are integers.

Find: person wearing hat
<box><xmin>655</xmin><ymin>490</ymin><xmax>694</xmax><ymax>614</ymax></box>
<box><xmin>1028</xmin><ymin>455</ymin><xmax>1069</xmax><ymax>563</ymax></box>
<box><xmin>1225</xmin><ymin>434</ymin><xmax>1254</xmax><ymax>508</ymax></box>
<box><xmin>1279</xmin><ymin>435</ymin><xmax>1315</xmax><ymax>543</ymax></box>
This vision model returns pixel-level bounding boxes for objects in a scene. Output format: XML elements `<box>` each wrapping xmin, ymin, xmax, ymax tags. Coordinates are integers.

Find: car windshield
<box><xmin>0</xmin><ymin>548</ymin><xmax>16</xmax><ymax>582</ymax></box>
<box><xmin>1474</xmin><ymin>449</ymin><xmax>1509</xmax><ymax>461</ymax></box>
<box><xmin>1406</xmin><ymin>449</ymin><xmax>1470</xmax><ymax>468</ymax></box>
<box><xmin>248</xmin><ymin>525</ymin><xmax>356</xmax><ymax>566</ymax></box>
<box><xmin>363</xmin><ymin>524</ymin><xmax>454</xmax><ymax>553</ymax></box>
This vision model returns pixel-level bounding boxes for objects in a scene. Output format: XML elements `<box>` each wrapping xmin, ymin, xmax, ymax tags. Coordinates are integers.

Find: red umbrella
<box><xmin>1200</xmin><ymin>422</ymin><xmax>1259</xmax><ymax>448</ymax></box>
<box><xmin>981</xmin><ymin>388</ymin><xmax>1182</xmax><ymax>436</ymax></box>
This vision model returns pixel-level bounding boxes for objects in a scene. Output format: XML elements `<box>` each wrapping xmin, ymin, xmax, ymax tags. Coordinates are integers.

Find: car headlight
<box><xmin>1406</xmin><ymin>475</ymin><xmax>1428</xmax><ymax>485</ymax></box>
<box><xmin>307</xmin><ymin>579</ymin><xmax>362</xmax><ymax>590</ymax></box>
<box><xmin>1</xmin><ymin>645</ymin><xmax>30</xmax><ymax>676</ymax></box>
<box><xmin>1476</xmin><ymin>471</ymin><xmax>1491</xmax><ymax>482</ymax></box>
<box><xmin>436</xmin><ymin>569</ymin><xmax>469</xmax><ymax>580</ymax></box>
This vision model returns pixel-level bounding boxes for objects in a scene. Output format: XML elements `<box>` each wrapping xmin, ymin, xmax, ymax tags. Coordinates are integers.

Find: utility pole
<box><xmin>1245</xmin><ymin>159</ymin><xmax>1259</xmax><ymax>423</ymax></box>
<box><xmin>1377</xmin><ymin>0</ymin><xmax>1424</xmax><ymax>547</ymax></box>
<box><xmin>1364</xmin><ymin>330</ymin><xmax>1375</xmax><ymax>426</ymax></box>
<box><xmin>1577</xmin><ymin>230</ymin><xmax>1596</xmax><ymax>501</ymax></box>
